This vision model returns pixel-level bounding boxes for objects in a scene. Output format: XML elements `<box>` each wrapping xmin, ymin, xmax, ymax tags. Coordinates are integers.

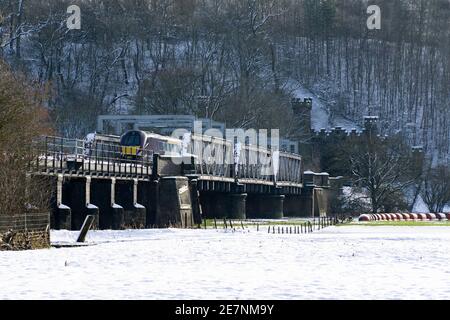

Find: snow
<box><xmin>412</xmin><ymin>195</ymin><xmax>430</xmax><ymax>213</ymax></box>
<box><xmin>286</xmin><ymin>80</ymin><xmax>362</xmax><ymax>132</ymax></box>
<box><xmin>84</xmin><ymin>133</ymin><xmax>96</xmax><ymax>143</ymax></box>
<box><xmin>1</xmin><ymin>226</ymin><xmax>450</xmax><ymax>299</ymax></box>
<box><xmin>410</xmin><ymin>195</ymin><xmax>450</xmax><ymax>213</ymax></box>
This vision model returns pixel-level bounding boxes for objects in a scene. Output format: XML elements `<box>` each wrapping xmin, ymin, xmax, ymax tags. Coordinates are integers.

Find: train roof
<box><xmin>123</xmin><ymin>130</ymin><xmax>182</xmax><ymax>144</ymax></box>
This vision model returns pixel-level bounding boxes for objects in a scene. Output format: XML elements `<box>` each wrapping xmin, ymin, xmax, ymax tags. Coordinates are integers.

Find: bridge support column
<box><xmin>137</xmin><ymin>181</ymin><xmax>155</xmax><ymax>228</ymax></box>
<box><xmin>199</xmin><ymin>192</ymin><xmax>247</xmax><ymax>219</ymax></box>
<box><xmin>284</xmin><ymin>195</ymin><xmax>304</xmax><ymax>217</ymax></box>
<box><xmin>116</xmin><ymin>179</ymin><xmax>146</xmax><ymax>228</ymax></box>
<box><xmin>260</xmin><ymin>195</ymin><xmax>285</xmax><ymax>219</ymax></box>
<box><xmin>227</xmin><ymin>193</ymin><xmax>247</xmax><ymax>219</ymax></box>
<box><xmin>246</xmin><ymin>194</ymin><xmax>285</xmax><ymax>219</ymax></box>
<box><xmin>91</xmin><ymin>178</ymin><xmax>123</xmax><ymax>230</ymax></box>
<box><xmin>189</xmin><ymin>179</ymin><xmax>202</xmax><ymax>225</ymax></box>
<box><xmin>53</xmin><ymin>174</ymin><xmax>71</xmax><ymax>230</ymax></box>
<box><xmin>62</xmin><ymin>177</ymin><xmax>99</xmax><ymax>230</ymax></box>
<box><xmin>157</xmin><ymin>176</ymin><xmax>193</xmax><ymax>228</ymax></box>
<box><xmin>297</xmin><ymin>187</ymin><xmax>314</xmax><ymax>218</ymax></box>
<box><xmin>85</xmin><ymin>177</ymin><xmax>100</xmax><ymax>229</ymax></box>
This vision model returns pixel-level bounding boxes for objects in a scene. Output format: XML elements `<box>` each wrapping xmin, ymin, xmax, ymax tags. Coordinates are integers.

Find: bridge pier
<box><xmin>137</xmin><ymin>181</ymin><xmax>155</xmax><ymax>228</ymax></box>
<box><xmin>246</xmin><ymin>194</ymin><xmax>285</xmax><ymax>219</ymax></box>
<box><xmin>189</xmin><ymin>179</ymin><xmax>202</xmax><ymax>225</ymax></box>
<box><xmin>61</xmin><ymin>177</ymin><xmax>99</xmax><ymax>230</ymax></box>
<box><xmin>90</xmin><ymin>178</ymin><xmax>124</xmax><ymax>230</ymax></box>
<box><xmin>116</xmin><ymin>179</ymin><xmax>146</xmax><ymax>228</ymax></box>
<box><xmin>199</xmin><ymin>192</ymin><xmax>247</xmax><ymax>219</ymax></box>
<box><xmin>157</xmin><ymin>176</ymin><xmax>193</xmax><ymax>228</ymax></box>
<box><xmin>52</xmin><ymin>174</ymin><xmax>72</xmax><ymax>230</ymax></box>
<box><xmin>284</xmin><ymin>195</ymin><xmax>305</xmax><ymax>217</ymax></box>
<box><xmin>227</xmin><ymin>193</ymin><xmax>247</xmax><ymax>219</ymax></box>
<box><xmin>284</xmin><ymin>187</ymin><xmax>329</xmax><ymax>218</ymax></box>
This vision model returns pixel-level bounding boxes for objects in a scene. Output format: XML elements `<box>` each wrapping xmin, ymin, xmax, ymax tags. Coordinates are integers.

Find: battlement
<box><xmin>291</xmin><ymin>98</ymin><xmax>313</xmax><ymax>111</ymax></box>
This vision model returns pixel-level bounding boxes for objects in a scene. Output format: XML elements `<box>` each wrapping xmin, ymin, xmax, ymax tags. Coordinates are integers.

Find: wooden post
<box><xmin>76</xmin><ymin>215</ymin><xmax>95</xmax><ymax>243</ymax></box>
<box><xmin>241</xmin><ymin>220</ymin><xmax>244</xmax><ymax>229</ymax></box>
<box><xmin>214</xmin><ymin>218</ymin><xmax>217</xmax><ymax>229</ymax></box>
<box><xmin>229</xmin><ymin>219</ymin><xmax>233</xmax><ymax>229</ymax></box>
<box><xmin>224</xmin><ymin>218</ymin><xmax>227</xmax><ymax>229</ymax></box>
<box><xmin>204</xmin><ymin>217</ymin><xmax>207</xmax><ymax>229</ymax></box>
<box><xmin>257</xmin><ymin>223</ymin><xmax>259</xmax><ymax>232</ymax></box>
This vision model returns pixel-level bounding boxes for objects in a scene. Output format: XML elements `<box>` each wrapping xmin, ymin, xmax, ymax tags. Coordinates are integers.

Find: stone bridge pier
<box><xmin>51</xmin><ymin>176</ymin><xmax>150</xmax><ymax>231</ymax></box>
<box><xmin>199</xmin><ymin>191</ymin><xmax>247</xmax><ymax>219</ymax></box>
<box><xmin>90</xmin><ymin>178</ymin><xmax>124</xmax><ymax>230</ymax></box>
<box><xmin>246</xmin><ymin>194</ymin><xmax>285</xmax><ymax>219</ymax></box>
<box><xmin>115</xmin><ymin>179</ymin><xmax>146</xmax><ymax>228</ymax></box>
<box><xmin>58</xmin><ymin>176</ymin><xmax>99</xmax><ymax>230</ymax></box>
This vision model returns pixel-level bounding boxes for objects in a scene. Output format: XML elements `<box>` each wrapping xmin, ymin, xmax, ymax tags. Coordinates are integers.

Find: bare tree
<box><xmin>349</xmin><ymin>134</ymin><xmax>417</xmax><ymax>213</ymax></box>
<box><xmin>421</xmin><ymin>164</ymin><xmax>450</xmax><ymax>213</ymax></box>
<box><xmin>0</xmin><ymin>60</ymin><xmax>51</xmax><ymax>218</ymax></box>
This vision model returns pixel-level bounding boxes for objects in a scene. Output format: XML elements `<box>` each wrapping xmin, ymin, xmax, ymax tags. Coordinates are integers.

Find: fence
<box><xmin>0</xmin><ymin>212</ymin><xmax>50</xmax><ymax>250</ymax></box>
<box><xmin>195</xmin><ymin>216</ymin><xmax>340</xmax><ymax>234</ymax></box>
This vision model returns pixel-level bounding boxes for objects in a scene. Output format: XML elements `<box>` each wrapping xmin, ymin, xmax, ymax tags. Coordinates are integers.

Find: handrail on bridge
<box><xmin>30</xmin><ymin>135</ymin><xmax>152</xmax><ymax>178</ymax></box>
<box><xmin>31</xmin><ymin>135</ymin><xmax>303</xmax><ymax>186</ymax></box>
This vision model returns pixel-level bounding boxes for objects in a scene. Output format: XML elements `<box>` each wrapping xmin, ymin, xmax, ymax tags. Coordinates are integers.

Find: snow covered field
<box><xmin>1</xmin><ymin>226</ymin><xmax>450</xmax><ymax>300</ymax></box>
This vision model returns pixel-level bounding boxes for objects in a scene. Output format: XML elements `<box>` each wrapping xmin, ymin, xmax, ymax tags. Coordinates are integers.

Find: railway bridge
<box><xmin>30</xmin><ymin>135</ymin><xmax>331</xmax><ymax>231</ymax></box>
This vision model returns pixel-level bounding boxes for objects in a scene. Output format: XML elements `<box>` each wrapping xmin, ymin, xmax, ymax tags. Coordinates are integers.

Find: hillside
<box><xmin>1</xmin><ymin>0</ymin><xmax>449</xmax><ymax>162</ymax></box>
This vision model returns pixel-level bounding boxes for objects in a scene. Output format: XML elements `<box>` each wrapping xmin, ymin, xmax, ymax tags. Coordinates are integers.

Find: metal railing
<box><xmin>31</xmin><ymin>135</ymin><xmax>303</xmax><ymax>186</ymax></box>
<box><xmin>30</xmin><ymin>136</ymin><xmax>152</xmax><ymax>179</ymax></box>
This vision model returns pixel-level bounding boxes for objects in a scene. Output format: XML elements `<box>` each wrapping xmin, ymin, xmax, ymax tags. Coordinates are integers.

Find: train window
<box><xmin>121</xmin><ymin>131</ymin><xmax>141</xmax><ymax>146</ymax></box>
<box><xmin>163</xmin><ymin>142</ymin><xmax>181</xmax><ymax>155</ymax></box>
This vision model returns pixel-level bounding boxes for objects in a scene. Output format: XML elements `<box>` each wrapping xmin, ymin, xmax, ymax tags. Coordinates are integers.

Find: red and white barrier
<box><xmin>408</xmin><ymin>213</ymin><xmax>418</xmax><ymax>220</ymax></box>
<box><xmin>436</xmin><ymin>213</ymin><xmax>446</xmax><ymax>220</ymax></box>
<box><xmin>401</xmin><ymin>213</ymin><xmax>410</xmax><ymax>220</ymax></box>
<box><xmin>358</xmin><ymin>212</ymin><xmax>449</xmax><ymax>222</ymax></box>
<box><xmin>417</xmin><ymin>213</ymin><xmax>427</xmax><ymax>220</ymax></box>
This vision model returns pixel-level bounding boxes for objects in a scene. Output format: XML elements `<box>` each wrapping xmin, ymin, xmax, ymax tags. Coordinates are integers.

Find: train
<box><xmin>119</xmin><ymin>130</ymin><xmax>183</xmax><ymax>159</ymax></box>
<box><xmin>84</xmin><ymin>130</ymin><xmax>184</xmax><ymax>160</ymax></box>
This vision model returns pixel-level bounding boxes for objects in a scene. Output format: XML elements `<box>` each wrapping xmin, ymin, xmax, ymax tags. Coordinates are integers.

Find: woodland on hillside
<box><xmin>0</xmin><ymin>0</ymin><xmax>449</xmax><ymax>162</ymax></box>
